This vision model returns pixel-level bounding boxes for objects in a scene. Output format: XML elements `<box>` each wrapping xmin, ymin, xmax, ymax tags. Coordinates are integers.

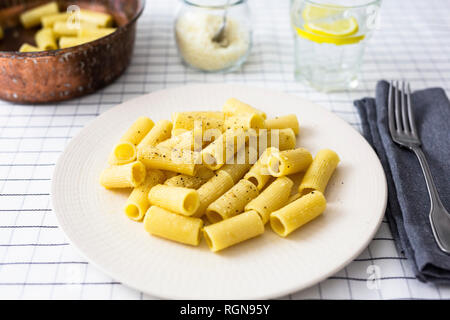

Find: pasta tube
<box><xmin>172</xmin><ymin>111</ymin><xmax>225</xmax><ymax>133</ymax></box>
<box><xmin>206</xmin><ymin>179</ymin><xmax>259</xmax><ymax>223</ymax></box>
<box><xmin>78</xmin><ymin>27</ymin><xmax>116</xmax><ymax>38</ymax></box>
<box><xmin>41</xmin><ymin>12</ymin><xmax>69</xmax><ymax>28</ymax></box>
<box><xmin>245</xmin><ymin>176</ymin><xmax>293</xmax><ymax>224</ymax></box>
<box><xmin>201</xmin><ymin>129</ymin><xmax>246</xmax><ymax>170</ymax></box>
<box><xmin>78</xmin><ymin>9</ymin><xmax>114</xmax><ymax>28</ymax></box>
<box><xmin>137</xmin><ymin>146</ymin><xmax>199</xmax><ymax>176</ymax></box>
<box><xmin>20</xmin><ymin>2</ymin><xmax>59</xmax><ymax>29</ymax></box>
<box><xmin>59</xmin><ymin>36</ymin><xmax>97</xmax><ymax>48</ymax></box>
<box><xmin>224</xmin><ymin>113</ymin><xmax>265</xmax><ymax>131</ymax></box>
<box><xmin>53</xmin><ymin>21</ymin><xmax>97</xmax><ymax>38</ymax></box>
<box><xmin>192</xmin><ymin>170</ymin><xmax>235</xmax><ymax>218</ymax></box>
<box><xmin>144</xmin><ymin>206</ymin><xmax>203</xmax><ymax>246</ymax></box>
<box><xmin>124</xmin><ymin>169</ymin><xmax>165</xmax><ymax>221</ymax></box>
<box><xmin>223</xmin><ymin>98</ymin><xmax>267</xmax><ymax>119</ymax></box>
<box><xmin>109</xmin><ymin>117</ymin><xmax>154</xmax><ymax>165</ymax></box>
<box><xmin>108</xmin><ymin>141</ymin><xmax>137</xmax><ymax>165</ymax></box>
<box><xmin>100</xmin><ymin>161</ymin><xmax>146</xmax><ymax>189</ymax></box>
<box><xmin>298</xmin><ymin>149</ymin><xmax>340</xmax><ymax>195</ymax></box>
<box><xmin>270</xmin><ymin>191</ymin><xmax>326</xmax><ymax>237</ymax></box>
<box><xmin>35</xmin><ymin>28</ymin><xmax>57</xmax><ymax>50</ymax></box>
<box><xmin>203</xmin><ymin>211</ymin><xmax>264</xmax><ymax>252</ymax></box>
<box><xmin>243</xmin><ymin>147</ymin><xmax>278</xmax><ymax>190</ymax></box>
<box><xmin>148</xmin><ymin>185</ymin><xmax>200</xmax><ymax>216</ymax></box>
<box><xmin>19</xmin><ymin>43</ymin><xmax>41</xmax><ymax>53</ymax></box>
<box><xmin>258</xmin><ymin>128</ymin><xmax>296</xmax><ymax>153</ymax></box>
<box><xmin>172</xmin><ymin>111</ymin><xmax>225</xmax><ymax>122</ymax></box>
<box><xmin>264</xmin><ymin>114</ymin><xmax>299</xmax><ymax>135</ymax></box>
<box><xmin>267</xmin><ymin>148</ymin><xmax>313</xmax><ymax>177</ymax></box>
<box><xmin>164</xmin><ymin>166</ymin><xmax>214</xmax><ymax>189</ymax></box>
<box><xmin>137</xmin><ymin>120</ymin><xmax>172</xmax><ymax>149</ymax></box>
<box><xmin>120</xmin><ymin>116</ymin><xmax>155</xmax><ymax>145</ymax></box>
<box><xmin>219</xmin><ymin>163</ymin><xmax>252</xmax><ymax>184</ymax></box>
<box><xmin>157</xmin><ymin>130</ymin><xmax>196</xmax><ymax>151</ymax></box>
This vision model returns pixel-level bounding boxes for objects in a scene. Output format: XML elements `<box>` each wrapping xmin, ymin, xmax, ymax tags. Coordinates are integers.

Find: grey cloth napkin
<box><xmin>354</xmin><ymin>80</ymin><xmax>450</xmax><ymax>284</ymax></box>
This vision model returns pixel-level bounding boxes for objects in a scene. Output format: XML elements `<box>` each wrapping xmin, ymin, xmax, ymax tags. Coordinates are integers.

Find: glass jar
<box><xmin>174</xmin><ymin>0</ymin><xmax>252</xmax><ymax>73</ymax></box>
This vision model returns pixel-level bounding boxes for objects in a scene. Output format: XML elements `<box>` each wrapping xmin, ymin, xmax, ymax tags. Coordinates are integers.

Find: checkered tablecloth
<box><xmin>0</xmin><ymin>0</ymin><xmax>449</xmax><ymax>299</ymax></box>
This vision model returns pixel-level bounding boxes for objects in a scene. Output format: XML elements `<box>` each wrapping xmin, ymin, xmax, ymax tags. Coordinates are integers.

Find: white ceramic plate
<box><xmin>52</xmin><ymin>84</ymin><xmax>387</xmax><ymax>300</ymax></box>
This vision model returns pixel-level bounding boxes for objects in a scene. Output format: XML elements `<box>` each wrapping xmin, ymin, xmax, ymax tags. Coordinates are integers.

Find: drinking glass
<box><xmin>291</xmin><ymin>0</ymin><xmax>381</xmax><ymax>91</ymax></box>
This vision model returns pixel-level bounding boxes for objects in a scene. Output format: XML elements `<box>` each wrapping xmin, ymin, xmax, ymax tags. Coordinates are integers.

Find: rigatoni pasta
<box><xmin>201</xmin><ymin>129</ymin><xmax>246</xmax><ymax>170</ymax></box>
<box><xmin>224</xmin><ymin>113</ymin><xmax>265</xmax><ymax>131</ymax></box>
<box><xmin>109</xmin><ymin>116</ymin><xmax>154</xmax><ymax>165</ymax></box>
<box><xmin>223</xmin><ymin>98</ymin><xmax>267</xmax><ymax>119</ymax></box>
<box><xmin>193</xmin><ymin>170</ymin><xmax>235</xmax><ymax>218</ymax></box>
<box><xmin>267</xmin><ymin>148</ymin><xmax>313</xmax><ymax>177</ymax></box>
<box><xmin>245</xmin><ymin>176</ymin><xmax>293</xmax><ymax>224</ymax></box>
<box><xmin>270</xmin><ymin>191</ymin><xmax>326</xmax><ymax>237</ymax></box>
<box><xmin>100</xmin><ymin>161</ymin><xmax>146</xmax><ymax>189</ymax></box>
<box><xmin>144</xmin><ymin>206</ymin><xmax>203</xmax><ymax>246</ymax></box>
<box><xmin>137</xmin><ymin>120</ymin><xmax>172</xmax><ymax>149</ymax></box>
<box><xmin>164</xmin><ymin>166</ymin><xmax>214</xmax><ymax>189</ymax></box>
<box><xmin>219</xmin><ymin>163</ymin><xmax>252</xmax><ymax>184</ymax></box>
<box><xmin>243</xmin><ymin>147</ymin><xmax>277</xmax><ymax>190</ymax></box>
<box><xmin>35</xmin><ymin>28</ymin><xmax>57</xmax><ymax>50</ymax></box>
<box><xmin>206</xmin><ymin>179</ymin><xmax>259</xmax><ymax>223</ymax></box>
<box><xmin>53</xmin><ymin>21</ymin><xmax>96</xmax><ymax>38</ymax></box>
<box><xmin>172</xmin><ymin>111</ymin><xmax>225</xmax><ymax>134</ymax></box>
<box><xmin>78</xmin><ymin>27</ymin><xmax>116</xmax><ymax>38</ymax></box>
<box><xmin>264</xmin><ymin>114</ymin><xmax>299</xmax><ymax>135</ymax></box>
<box><xmin>41</xmin><ymin>12</ymin><xmax>70</xmax><ymax>28</ymax></box>
<box><xmin>78</xmin><ymin>9</ymin><xmax>114</xmax><ymax>27</ymax></box>
<box><xmin>156</xmin><ymin>130</ymin><xmax>197</xmax><ymax>151</ymax></box>
<box><xmin>20</xmin><ymin>1</ymin><xmax>59</xmax><ymax>28</ymax></box>
<box><xmin>137</xmin><ymin>146</ymin><xmax>199</xmax><ymax>176</ymax></box>
<box><xmin>99</xmin><ymin>97</ymin><xmax>340</xmax><ymax>252</ymax></box>
<box><xmin>119</xmin><ymin>116</ymin><xmax>155</xmax><ymax>146</ymax></box>
<box><xmin>257</xmin><ymin>128</ymin><xmax>296</xmax><ymax>153</ymax></box>
<box><xmin>124</xmin><ymin>169</ymin><xmax>165</xmax><ymax>221</ymax></box>
<box><xmin>298</xmin><ymin>149</ymin><xmax>340</xmax><ymax>195</ymax></box>
<box><xmin>108</xmin><ymin>141</ymin><xmax>136</xmax><ymax>166</ymax></box>
<box><xmin>59</xmin><ymin>36</ymin><xmax>97</xmax><ymax>49</ymax></box>
<box><xmin>14</xmin><ymin>4</ymin><xmax>117</xmax><ymax>51</ymax></box>
<box><xmin>148</xmin><ymin>185</ymin><xmax>200</xmax><ymax>216</ymax></box>
<box><xmin>203</xmin><ymin>211</ymin><xmax>264</xmax><ymax>252</ymax></box>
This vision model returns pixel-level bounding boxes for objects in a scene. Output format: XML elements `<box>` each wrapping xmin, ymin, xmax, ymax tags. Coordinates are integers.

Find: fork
<box><xmin>388</xmin><ymin>80</ymin><xmax>450</xmax><ymax>254</ymax></box>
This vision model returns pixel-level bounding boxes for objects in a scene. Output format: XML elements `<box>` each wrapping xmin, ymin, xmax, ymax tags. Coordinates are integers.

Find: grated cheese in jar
<box><xmin>175</xmin><ymin>11</ymin><xmax>250</xmax><ymax>72</ymax></box>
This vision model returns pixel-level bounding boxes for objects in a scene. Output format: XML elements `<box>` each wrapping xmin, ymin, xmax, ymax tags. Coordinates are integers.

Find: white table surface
<box><xmin>0</xmin><ymin>0</ymin><xmax>449</xmax><ymax>299</ymax></box>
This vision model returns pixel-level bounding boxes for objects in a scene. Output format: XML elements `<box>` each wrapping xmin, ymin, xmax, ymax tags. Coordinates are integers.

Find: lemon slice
<box><xmin>305</xmin><ymin>17</ymin><xmax>359</xmax><ymax>37</ymax></box>
<box><xmin>295</xmin><ymin>26</ymin><xmax>365</xmax><ymax>46</ymax></box>
<box><xmin>302</xmin><ymin>4</ymin><xmax>344</xmax><ymax>21</ymax></box>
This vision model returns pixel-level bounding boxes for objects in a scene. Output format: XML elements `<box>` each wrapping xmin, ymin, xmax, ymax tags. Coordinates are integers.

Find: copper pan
<box><xmin>0</xmin><ymin>0</ymin><xmax>145</xmax><ymax>104</ymax></box>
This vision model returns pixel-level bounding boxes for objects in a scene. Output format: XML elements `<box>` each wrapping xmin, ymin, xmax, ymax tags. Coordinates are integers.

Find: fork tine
<box><xmin>388</xmin><ymin>80</ymin><xmax>396</xmax><ymax>135</ymax></box>
<box><xmin>400</xmin><ymin>81</ymin><xmax>410</xmax><ymax>133</ymax></box>
<box><xmin>394</xmin><ymin>80</ymin><xmax>402</xmax><ymax>132</ymax></box>
<box><xmin>406</xmin><ymin>82</ymin><xmax>419</xmax><ymax>138</ymax></box>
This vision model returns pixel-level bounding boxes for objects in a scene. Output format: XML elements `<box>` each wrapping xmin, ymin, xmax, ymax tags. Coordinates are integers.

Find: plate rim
<box><xmin>51</xmin><ymin>83</ymin><xmax>388</xmax><ymax>300</ymax></box>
